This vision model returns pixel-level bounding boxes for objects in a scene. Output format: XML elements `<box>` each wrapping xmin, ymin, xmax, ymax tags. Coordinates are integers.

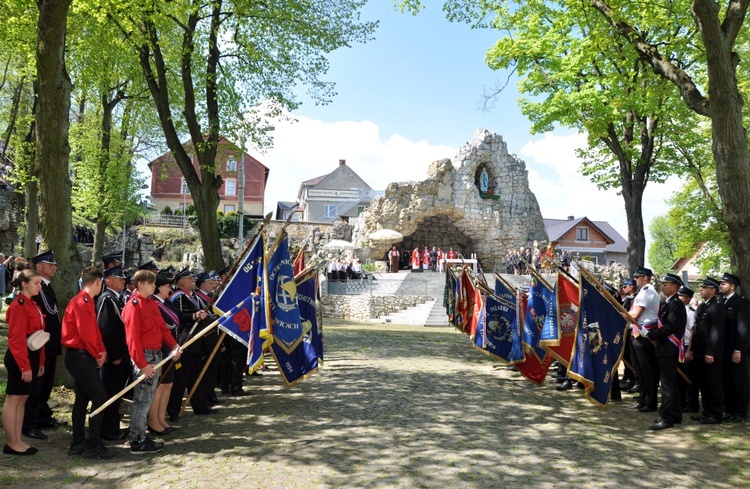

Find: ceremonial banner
<box><xmin>540</xmin><ymin>270</ymin><xmax>580</xmax><ymax>366</ymax></box>
<box><xmin>444</xmin><ymin>268</ymin><xmax>457</xmax><ymax>325</ymax></box>
<box><xmin>265</xmin><ymin>232</ymin><xmax>304</xmax><ymax>354</ymax></box>
<box><xmin>509</xmin><ymin>288</ymin><xmax>527</xmax><ymax>365</ymax></box>
<box><xmin>297</xmin><ymin>272</ymin><xmax>323</xmax><ymax>364</ymax></box>
<box><xmin>469</xmin><ymin>285</ymin><xmax>484</xmax><ymax>338</ymax></box>
<box><xmin>474</xmin><ymin>293</ymin><xmax>516</xmax><ymax>363</ymax></box>
<box><xmin>292</xmin><ymin>247</ymin><xmax>305</xmax><ymax>276</ymax></box>
<box><xmin>456</xmin><ymin>268</ymin><xmax>476</xmax><ymax>334</ymax></box>
<box><xmin>270</xmin><ymin>271</ymin><xmax>320</xmax><ymax>386</ymax></box>
<box><xmin>246</xmin><ymin>292</ymin><xmax>268</xmax><ymax>371</ymax></box>
<box><xmin>515</xmin><ymin>278</ymin><xmax>554</xmax><ymax>385</ymax></box>
<box><xmin>567</xmin><ymin>272</ymin><xmax>629</xmax><ymax>409</ymax></box>
<box><xmin>214</xmin><ymin>233</ymin><xmax>265</xmax><ymax>346</ymax></box>
<box><xmin>493</xmin><ymin>273</ymin><xmax>516</xmax><ymax>304</ymax></box>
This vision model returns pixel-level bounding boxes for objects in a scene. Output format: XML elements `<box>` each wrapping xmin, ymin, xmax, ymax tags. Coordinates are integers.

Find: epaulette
<box><xmin>83</xmin><ymin>296</ymin><xmax>89</xmax><ymax>303</ymax></box>
<box><xmin>132</xmin><ymin>298</ymin><xmax>139</xmax><ymax>305</ymax></box>
<box><xmin>18</xmin><ymin>298</ymin><xmax>24</xmax><ymax>305</ymax></box>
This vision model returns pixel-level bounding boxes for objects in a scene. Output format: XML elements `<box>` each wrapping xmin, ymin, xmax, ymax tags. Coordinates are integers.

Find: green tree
<box><xmin>105</xmin><ymin>0</ymin><xmax>377</xmax><ymax>270</ymax></box>
<box><xmin>647</xmin><ymin>215</ymin><xmax>679</xmax><ymax>276</ymax></box>
<box><xmin>402</xmin><ymin>0</ymin><xmax>701</xmax><ymax>274</ymax></box>
<box><xmin>590</xmin><ymin>0</ymin><xmax>750</xmax><ymax>285</ymax></box>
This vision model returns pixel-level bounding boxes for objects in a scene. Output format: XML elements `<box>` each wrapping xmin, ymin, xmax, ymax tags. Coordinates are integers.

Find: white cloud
<box><xmin>520</xmin><ymin>132</ymin><xmax>685</xmax><ymax>255</ymax></box>
<box><xmin>257</xmin><ymin>113</ymin><xmax>454</xmax><ymax>210</ymax></box>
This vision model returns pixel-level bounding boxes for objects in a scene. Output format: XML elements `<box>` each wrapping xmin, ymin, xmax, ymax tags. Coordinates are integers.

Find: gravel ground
<box><xmin>1</xmin><ymin>320</ymin><xmax>748</xmax><ymax>488</ymax></box>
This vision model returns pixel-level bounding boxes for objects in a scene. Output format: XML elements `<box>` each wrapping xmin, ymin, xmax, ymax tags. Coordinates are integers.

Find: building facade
<box><xmin>544</xmin><ymin>216</ymin><xmax>627</xmax><ymax>265</ymax></box>
<box><xmin>149</xmin><ymin>137</ymin><xmax>269</xmax><ymax>217</ymax></box>
<box><xmin>296</xmin><ymin>160</ymin><xmax>382</xmax><ymax>224</ymax></box>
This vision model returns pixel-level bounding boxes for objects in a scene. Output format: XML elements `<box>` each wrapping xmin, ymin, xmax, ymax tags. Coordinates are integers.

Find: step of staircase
<box><xmin>376</xmin><ymin>300</ymin><xmax>436</xmax><ymax>325</ymax></box>
<box><xmin>424</xmin><ymin>298</ymin><xmax>449</xmax><ymax>327</ymax></box>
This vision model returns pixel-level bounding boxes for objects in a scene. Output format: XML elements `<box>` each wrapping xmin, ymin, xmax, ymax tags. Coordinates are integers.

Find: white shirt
<box><xmin>684</xmin><ymin>305</ymin><xmax>696</xmax><ymax>346</ymax></box>
<box><xmin>633</xmin><ymin>284</ymin><xmax>660</xmax><ymax>336</ymax></box>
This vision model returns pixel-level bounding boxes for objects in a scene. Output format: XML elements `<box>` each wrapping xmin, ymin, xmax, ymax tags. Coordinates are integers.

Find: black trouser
<box><xmin>621</xmin><ymin>336</ymin><xmax>636</xmax><ymax>385</ymax></box>
<box><xmin>228</xmin><ymin>338</ymin><xmax>248</xmax><ymax>392</ymax></box>
<box><xmin>696</xmin><ymin>357</ymin><xmax>724</xmax><ymax>420</ymax></box>
<box><xmin>723</xmin><ymin>354</ymin><xmax>749</xmax><ymax>417</ymax></box>
<box><xmin>24</xmin><ymin>352</ymin><xmax>57</xmax><ymax>430</ymax></box>
<box><xmin>633</xmin><ymin>337</ymin><xmax>659</xmax><ymax>409</ymax></box>
<box><xmin>99</xmin><ymin>359</ymin><xmax>130</xmax><ymax>436</ymax></box>
<box><xmin>657</xmin><ymin>354</ymin><xmax>681</xmax><ymax>423</ymax></box>
<box><xmin>65</xmin><ymin>350</ymin><xmax>107</xmax><ymax>448</ymax></box>
<box><xmin>678</xmin><ymin>358</ymin><xmax>700</xmax><ymax>412</ymax></box>
<box><xmin>167</xmin><ymin>346</ymin><xmax>208</xmax><ymax>417</ymax></box>
<box><xmin>201</xmin><ymin>330</ymin><xmax>221</xmax><ymax>399</ymax></box>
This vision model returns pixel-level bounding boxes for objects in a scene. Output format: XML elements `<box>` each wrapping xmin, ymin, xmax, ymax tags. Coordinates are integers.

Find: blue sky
<box><xmin>252</xmin><ymin>1</ymin><xmax>684</xmax><ymax>254</ymax></box>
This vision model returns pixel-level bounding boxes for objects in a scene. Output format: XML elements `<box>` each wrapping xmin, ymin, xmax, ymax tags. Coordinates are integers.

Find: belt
<box><xmin>144</xmin><ymin>349</ymin><xmax>160</xmax><ymax>354</ymax></box>
<box><xmin>66</xmin><ymin>348</ymin><xmax>87</xmax><ymax>353</ymax></box>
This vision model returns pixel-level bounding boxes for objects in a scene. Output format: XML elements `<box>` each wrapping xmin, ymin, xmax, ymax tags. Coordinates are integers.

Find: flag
<box><xmin>473</xmin><ymin>292</ymin><xmax>488</xmax><ymax>349</ymax></box>
<box><xmin>269</xmin><ymin>271</ymin><xmax>320</xmax><ymax>386</ymax></box>
<box><xmin>456</xmin><ymin>268</ymin><xmax>476</xmax><ymax>334</ymax></box>
<box><xmin>493</xmin><ymin>274</ymin><xmax>515</xmax><ymax>304</ymax></box>
<box><xmin>567</xmin><ymin>272</ymin><xmax>629</xmax><ymax>409</ymax></box>
<box><xmin>214</xmin><ymin>232</ymin><xmax>266</xmax><ymax>347</ymax></box>
<box><xmin>297</xmin><ymin>272</ymin><xmax>323</xmax><ymax>364</ymax></box>
<box><xmin>293</xmin><ymin>247</ymin><xmax>305</xmax><ymax>276</ymax></box>
<box><xmin>509</xmin><ymin>288</ymin><xmax>527</xmax><ymax>365</ymax></box>
<box><xmin>514</xmin><ymin>278</ymin><xmax>554</xmax><ymax>385</ymax></box>
<box><xmin>265</xmin><ymin>231</ymin><xmax>304</xmax><ymax>354</ymax></box>
<box><xmin>474</xmin><ymin>293</ymin><xmax>516</xmax><ymax>363</ymax></box>
<box><xmin>245</xmin><ymin>292</ymin><xmax>270</xmax><ymax>372</ymax></box>
<box><xmin>469</xmin><ymin>285</ymin><xmax>484</xmax><ymax>338</ymax></box>
<box><xmin>540</xmin><ymin>271</ymin><xmax>580</xmax><ymax>366</ymax></box>
<box><xmin>444</xmin><ymin>268</ymin><xmax>457</xmax><ymax>325</ymax></box>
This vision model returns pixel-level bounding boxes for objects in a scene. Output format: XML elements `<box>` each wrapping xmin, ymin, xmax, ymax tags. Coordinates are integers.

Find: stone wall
<box><xmin>354</xmin><ymin>129</ymin><xmax>547</xmax><ymax>271</ymax></box>
<box><xmin>321</xmin><ymin>295</ymin><xmax>434</xmax><ymax>321</ymax></box>
<box><xmin>0</xmin><ymin>191</ymin><xmax>23</xmax><ymax>254</ymax></box>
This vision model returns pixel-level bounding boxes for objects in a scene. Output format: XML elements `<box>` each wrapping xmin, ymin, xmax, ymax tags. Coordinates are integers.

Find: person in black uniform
<box><xmin>96</xmin><ymin>266</ymin><xmax>129</xmax><ymax>440</ymax></box>
<box><xmin>23</xmin><ymin>251</ymin><xmax>62</xmax><ymax>440</ymax></box>
<box><xmin>677</xmin><ymin>286</ymin><xmax>699</xmax><ymax>413</ymax></box>
<box><xmin>619</xmin><ymin>280</ymin><xmax>639</xmax><ymax>391</ymax></box>
<box><xmin>648</xmin><ymin>273</ymin><xmax>687</xmax><ymax>430</ymax></box>
<box><xmin>718</xmin><ymin>273</ymin><xmax>750</xmax><ymax>422</ymax></box>
<box><xmin>689</xmin><ymin>277</ymin><xmax>725</xmax><ymax>424</ymax></box>
<box><xmin>167</xmin><ymin>269</ymin><xmax>211</xmax><ymax>420</ymax></box>
<box><xmin>193</xmin><ymin>272</ymin><xmax>224</xmax><ymax>404</ymax></box>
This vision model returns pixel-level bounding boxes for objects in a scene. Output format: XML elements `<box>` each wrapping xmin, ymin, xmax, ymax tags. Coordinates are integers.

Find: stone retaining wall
<box><xmin>322</xmin><ymin>295</ymin><xmax>434</xmax><ymax>321</ymax></box>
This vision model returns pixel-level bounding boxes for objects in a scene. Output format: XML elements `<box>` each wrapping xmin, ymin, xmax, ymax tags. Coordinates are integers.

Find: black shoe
<box><xmin>725</xmin><ymin>415</ymin><xmax>746</xmax><ymax>423</ymax></box>
<box><xmin>556</xmin><ymin>380</ymin><xmax>573</xmax><ymax>391</ymax></box>
<box><xmin>167</xmin><ymin>413</ymin><xmax>180</xmax><ymax>423</ymax></box>
<box><xmin>161</xmin><ymin>426</ymin><xmax>177</xmax><ymax>435</ymax></box>
<box><xmin>193</xmin><ymin>407</ymin><xmax>214</xmax><ymax>415</ymax></box>
<box><xmin>22</xmin><ymin>428</ymin><xmax>47</xmax><ymax>440</ymax></box>
<box><xmin>230</xmin><ymin>389</ymin><xmax>251</xmax><ymax>397</ymax></box>
<box><xmin>207</xmin><ymin>396</ymin><xmax>225</xmax><ymax>405</ymax></box>
<box><xmin>650</xmin><ymin>419</ymin><xmax>673</xmax><ymax>430</ymax></box>
<box><xmin>722</xmin><ymin>413</ymin><xmax>733</xmax><ymax>421</ymax></box>
<box><xmin>627</xmin><ymin>384</ymin><xmax>641</xmax><ymax>394</ymax></box>
<box><xmin>628</xmin><ymin>403</ymin><xmax>644</xmax><ymax>410</ymax></box>
<box><xmin>68</xmin><ymin>440</ymin><xmax>87</xmax><ymax>456</ymax></box>
<box><xmin>3</xmin><ymin>444</ymin><xmax>38</xmax><ymax>456</ymax></box>
<box><xmin>690</xmin><ymin>414</ymin><xmax>706</xmax><ymax>422</ymax></box>
<box><xmin>101</xmin><ymin>429</ymin><xmax>127</xmax><ymax>441</ymax></box>
<box><xmin>83</xmin><ymin>443</ymin><xmax>117</xmax><ymax>460</ymax></box>
<box><xmin>700</xmin><ymin>416</ymin><xmax>721</xmax><ymax>424</ymax></box>
<box><xmin>148</xmin><ymin>426</ymin><xmax>166</xmax><ymax>436</ymax></box>
<box><xmin>38</xmin><ymin>418</ymin><xmax>65</xmax><ymax>429</ymax></box>
<box><xmin>130</xmin><ymin>437</ymin><xmax>163</xmax><ymax>455</ymax></box>
<box><xmin>638</xmin><ymin>406</ymin><xmax>657</xmax><ymax>413</ymax></box>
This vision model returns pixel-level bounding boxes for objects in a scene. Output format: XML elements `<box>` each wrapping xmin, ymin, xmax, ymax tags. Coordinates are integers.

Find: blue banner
<box><xmin>270</xmin><ymin>271</ymin><xmax>319</xmax><ymax>386</ymax></box>
<box><xmin>246</xmin><ymin>292</ymin><xmax>269</xmax><ymax>371</ymax></box>
<box><xmin>297</xmin><ymin>273</ymin><xmax>323</xmax><ymax>364</ymax></box>
<box><xmin>214</xmin><ymin>233</ymin><xmax>265</xmax><ymax>347</ymax></box>
<box><xmin>265</xmin><ymin>232</ymin><xmax>304</xmax><ymax>354</ymax></box>
<box><xmin>477</xmin><ymin>294</ymin><xmax>516</xmax><ymax>363</ymax></box>
<box><xmin>509</xmin><ymin>289</ymin><xmax>526</xmax><ymax>365</ymax></box>
<box><xmin>473</xmin><ymin>293</ymin><xmax>488</xmax><ymax>349</ymax></box>
<box><xmin>567</xmin><ymin>273</ymin><xmax>629</xmax><ymax>409</ymax></box>
<box><xmin>494</xmin><ymin>275</ymin><xmax>515</xmax><ymax>304</ymax></box>
<box><xmin>523</xmin><ymin>278</ymin><xmax>555</xmax><ymax>362</ymax></box>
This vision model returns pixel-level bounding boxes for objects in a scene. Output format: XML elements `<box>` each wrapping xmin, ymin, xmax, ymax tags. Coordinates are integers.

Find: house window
<box><xmin>224</xmin><ymin>204</ymin><xmax>236</xmax><ymax>213</ymax></box>
<box><xmin>181</xmin><ymin>178</ymin><xmax>189</xmax><ymax>195</ymax></box>
<box><xmin>324</xmin><ymin>205</ymin><xmax>337</xmax><ymax>218</ymax></box>
<box><xmin>227</xmin><ymin>156</ymin><xmax>237</xmax><ymax>172</ymax></box>
<box><xmin>225</xmin><ymin>179</ymin><xmax>237</xmax><ymax>196</ymax></box>
<box><xmin>357</xmin><ymin>206</ymin><xmax>365</xmax><ymax>216</ymax></box>
<box><xmin>576</xmin><ymin>227</ymin><xmax>589</xmax><ymax>241</ymax></box>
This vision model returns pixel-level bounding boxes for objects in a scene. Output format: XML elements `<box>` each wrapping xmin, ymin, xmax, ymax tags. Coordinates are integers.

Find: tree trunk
<box><xmin>23</xmin><ymin>179</ymin><xmax>38</xmax><ymax>258</ymax></box>
<box><xmin>92</xmin><ymin>219</ymin><xmax>108</xmax><ymax>265</ymax></box>
<box><xmin>193</xmin><ymin>184</ymin><xmax>224</xmax><ymax>270</ymax></box>
<box><xmin>36</xmin><ymin>0</ymin><xmax>80</xmax><ymax>307</ymax></box>
<box><xmin>623</xmin><ymin>185</ymin><xmax>646</xmax><ymax>274</ymax></box>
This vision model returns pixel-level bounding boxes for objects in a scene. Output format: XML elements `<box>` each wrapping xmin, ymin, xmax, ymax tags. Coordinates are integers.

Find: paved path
<box><xmin>2</xmin><ymin>322</ymin><xmax>749</xmax><ymax>488</ymax></box>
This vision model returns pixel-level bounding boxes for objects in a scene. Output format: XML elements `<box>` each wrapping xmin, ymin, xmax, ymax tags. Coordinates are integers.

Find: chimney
<box><xmin>567</xmin><ymin>215</ymin><xmax>575</xmax><ymax>220</ymax></box>
<box><xmin>339</xmin><ymin>159</ymin><xmax>346</xmax><ymax>166</ymax></box>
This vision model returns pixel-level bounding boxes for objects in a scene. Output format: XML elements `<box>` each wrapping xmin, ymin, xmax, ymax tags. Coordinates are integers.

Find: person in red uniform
<box><xmin>411</xmin><ymin>247</ymin><xmax>421</xmax><ymax>269</ymax></box>
<box><xmin>422</xmin><ymin>246</ymin><xmax>430</xmax><ymax>270</ymax></box>
<box><xmin>62</xmin><ymin>266</ymin><xmax>116</xmax><ymax>459</ymax></box>
<box><xmin>123</xmin><ymin>270</ymin><xmax>181</xmax><ymax>454</ymax></box>
<box><xmin>2</xmin><ymin>269</ymin><xmax>45</xmax><ymax>456</ymax></box>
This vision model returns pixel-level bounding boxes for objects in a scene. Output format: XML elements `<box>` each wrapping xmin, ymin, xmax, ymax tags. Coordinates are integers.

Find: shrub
<box><xmin>162</xmin><ymin>205</ymin><xmax>173</xmax><ymax>215</ymax></box>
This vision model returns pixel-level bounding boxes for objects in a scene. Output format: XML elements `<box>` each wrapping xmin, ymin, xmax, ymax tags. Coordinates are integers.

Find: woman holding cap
<box><xmin>2</xmin><ymin>269</ymin><xmax>45</xmax><ymax>456</ymax></box>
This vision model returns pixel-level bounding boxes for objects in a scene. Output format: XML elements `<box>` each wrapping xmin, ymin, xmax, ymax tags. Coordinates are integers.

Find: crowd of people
<box><xmin>73</xmin><ymin>225</ymin><xmax>96</xmax><ymax>245</ymax></box>
<box><xmin>554</xmin><ymin>266</ymin><xmax>749</xmax><ymax>430</ymax></box>
<box><xmin>386</xmin><ymin>245</ymin><xmax>459</xmax><ymax>274</ymax></box>
<box><xmin>326</xmin><ymin>256</ymin><xmax>363</xmax><ymax>281</ymax></box>
<box><xmin>2</xmin><ymin>249</ymin><xmax>253</xmax><ymax>458</ymax></box>
<box><xmin>503</xmin><ymin>247</ymin><xmax>572</xmax><ymax>275</ymax></box>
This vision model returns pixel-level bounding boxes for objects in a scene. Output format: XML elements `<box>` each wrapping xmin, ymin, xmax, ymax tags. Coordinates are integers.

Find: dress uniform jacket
<box><xmin>693</xmin><ymin>297</ymin><xmax>726</xmax><ymax>359</ymax></box>
<box><xmin>96</xmin><ymin>287</ymin><xmax>128</xmax><ymax>363</ymax></box>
